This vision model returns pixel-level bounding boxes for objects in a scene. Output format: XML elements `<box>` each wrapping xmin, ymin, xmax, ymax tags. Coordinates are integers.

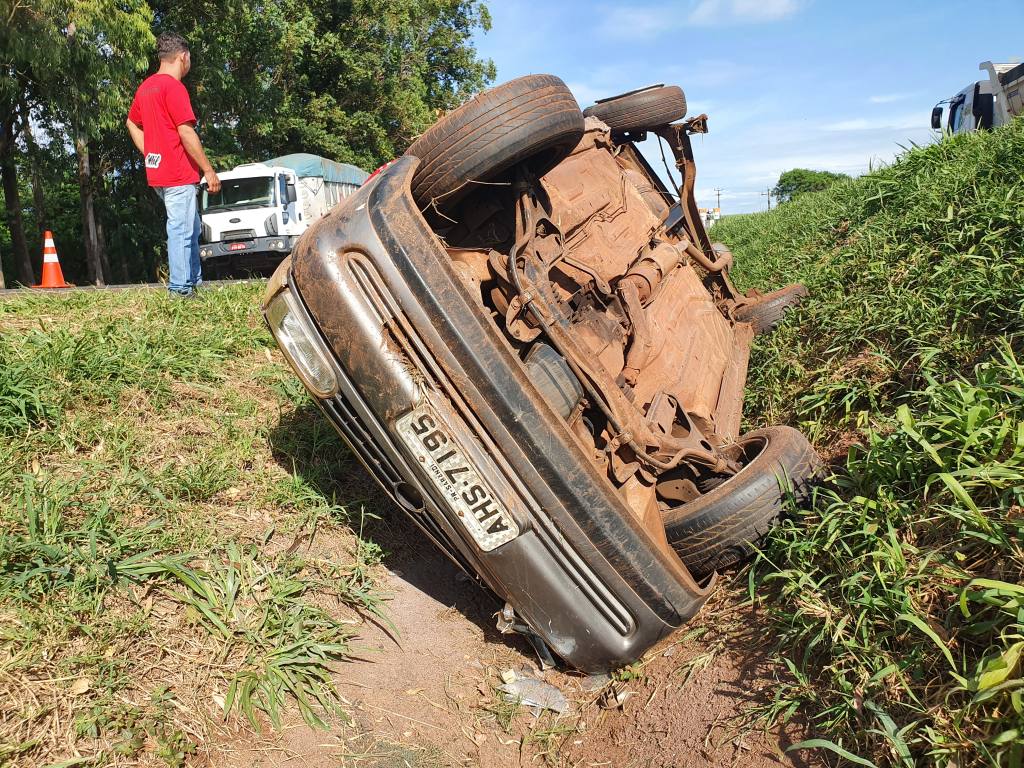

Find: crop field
<box><xmin>718</xmin><ymin>119</ymin><xmax>1024</xmax><ymax>766</ymax></box>
<box><xmin>2</xmin><ymin>120</ymin><xmax>1023</xmax><ymax>768</ymax></box>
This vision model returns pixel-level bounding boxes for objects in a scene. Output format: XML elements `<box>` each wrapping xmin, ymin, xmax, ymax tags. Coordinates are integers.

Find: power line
<box><xmin>761</xmin><ymin>187</ymin><xmax>773</xmax><ymax>211</ymax></box>
<box><xmin>713</xmin><ymin>187</ymin><xmax>723</xmax><ymax>210</ymax></box>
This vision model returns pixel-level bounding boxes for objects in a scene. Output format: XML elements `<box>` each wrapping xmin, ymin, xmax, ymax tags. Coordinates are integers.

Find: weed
<box><xmin>485</xmin><ymin>684</ymin><xmax>521</xmax><ymax>734</ymax></box>
<box><xmin>0</xmin><ymin>284</ymin><xmax>386</xmax><ymax>765</ymax></box>
<box><xmin>611</xmin><ymin>661</ymin><xmax>644</xmax><ymax>683</ymax></box>
<box><xmin>524</xmin><ymin>715</ymin><xmax>578</xmax><ymax>766</ymax></box>
<box><xmin>717</xmin><ymin>121</ymin><xmax>1024</xmax><ymax>766</ymax></box>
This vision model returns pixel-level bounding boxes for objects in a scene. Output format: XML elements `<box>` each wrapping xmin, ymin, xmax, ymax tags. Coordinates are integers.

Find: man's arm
<box><xmin>126</xmin><ymin>119</ymin><xmax>145</xmax><ymax>156</ymax></box>
<box><xmin>177</xmin><ymin>123</ymin><xmax>221</xmax><ymax>193</ymax></box>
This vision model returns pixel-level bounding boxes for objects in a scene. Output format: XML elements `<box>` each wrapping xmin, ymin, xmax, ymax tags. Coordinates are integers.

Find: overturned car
<box><xmin>263</xmin><ymin>76</ymin><xmax>819</xmax><ymax>672</ymax></box>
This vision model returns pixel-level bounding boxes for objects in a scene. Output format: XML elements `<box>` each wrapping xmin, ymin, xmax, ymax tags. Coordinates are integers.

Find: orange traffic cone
<box><xmin>33</xmin><ymin>231</ymin><xmax>72</xmax><ymax>288</ymax></box>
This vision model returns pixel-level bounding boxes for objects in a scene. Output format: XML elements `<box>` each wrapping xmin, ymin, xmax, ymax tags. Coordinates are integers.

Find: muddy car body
<box><xmin>263</xmin><ymin>77</ymin><xmax>817</xmax><ymax>672</ymax></box>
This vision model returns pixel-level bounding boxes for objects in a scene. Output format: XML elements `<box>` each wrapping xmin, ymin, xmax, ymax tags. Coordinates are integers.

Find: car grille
<box><xmin>319</xmin><ymin>386</ymin><xmax>477</xmax><ymax>578</ymax></box>
<box><xmin>342</xmin><ymin>255</ymin><xmax>635</xmax><ymax>636</ymax></box>
<box><xmin>222</xmin><ymin>228</ymin><xmax>256</xmax><ymax>241</ymax></box>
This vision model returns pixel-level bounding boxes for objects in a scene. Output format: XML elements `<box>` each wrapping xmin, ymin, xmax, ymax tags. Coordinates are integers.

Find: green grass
<box><xmin>0</xmin><ymin>284</ymin><xmax>386</xmax><ymax>766</ymax></box>
<box><xmin>715</xmin><ymin>121</ymin><xmax>1024</xmax><ymax>766</ymax></box>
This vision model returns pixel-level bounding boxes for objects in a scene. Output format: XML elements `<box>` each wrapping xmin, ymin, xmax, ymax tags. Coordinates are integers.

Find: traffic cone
<box><xmin>33</xmin><ymin>231</ymin><xmax>72</xmax><ymax>288</ymax></box>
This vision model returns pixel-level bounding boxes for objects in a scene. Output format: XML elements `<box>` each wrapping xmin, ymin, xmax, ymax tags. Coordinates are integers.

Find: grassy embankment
<box><xmin>716</xmin><ymin>121</ymin><xmax>1024</xmax><ymax>766</ymax></box>
<box><xmin>0</xmin><ymin>286</ymin><xmax>387</xmax><ymax>766</ymax></box>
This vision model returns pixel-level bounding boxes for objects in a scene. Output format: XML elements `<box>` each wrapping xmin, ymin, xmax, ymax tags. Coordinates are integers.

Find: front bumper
<box><xmin>201</xmin><ymin>235</ymin><xmax>295</xmax><ymax>261</ymax></box>
<box><xmin>264</xmin><ymin>157</ymin><xmax>709</xmax><ymax>672</ymax></box>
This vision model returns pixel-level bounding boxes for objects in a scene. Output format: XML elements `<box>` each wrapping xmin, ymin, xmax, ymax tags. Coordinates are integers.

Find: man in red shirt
<box><xmin>126</xmin><ymin>32</ymin><xmax>220</xmax><ymax>297</ymax></box>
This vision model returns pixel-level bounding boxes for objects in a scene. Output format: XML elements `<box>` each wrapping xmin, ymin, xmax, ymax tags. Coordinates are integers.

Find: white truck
<box><xmin>932</xmin><ymin>60</ymin><xmax>1024</xmax><ymax>135</ymax></box>
<box><xmin>199</xmin><ymin>153</ymin><xmax>367</xmax><ymax>276</ymax></box>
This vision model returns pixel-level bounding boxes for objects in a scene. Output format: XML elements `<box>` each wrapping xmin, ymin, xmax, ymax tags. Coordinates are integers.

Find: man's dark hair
<box><xmin>156</xmin><ymin>32</ymin><xmax>189</xmax><ymax>61</ymax></box>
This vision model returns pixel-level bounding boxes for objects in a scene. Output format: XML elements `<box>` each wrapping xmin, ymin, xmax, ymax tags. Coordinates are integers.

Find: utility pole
<box><xmin>761</xmin><ymin>187</ymin><xmax>773</xmax><ymax>211</ymax></box>
<box><xmin>713</xmin><ymin>187</ymin><xmax>723</xmax><ymax>210</ymax></box>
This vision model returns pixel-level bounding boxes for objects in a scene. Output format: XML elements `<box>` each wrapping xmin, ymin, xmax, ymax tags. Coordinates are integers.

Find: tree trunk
<box><xmin>96</xmin><ymin>214</ymin><xmax>112</xmax><ymax>284</ymax></box>
<box><xmin>22</xmin><ymin>117</ymin><xmax>48</xmax><ymax>245</ymax></box>
<box><xmin>90</xmin><ymin>143</ymin><xmax>112</xmax><ymax>283</ymax></box>
<box><xmin>110</xmin><ymin>214</ymin><xmax>129</xmax><ymax>283</ymax></box>
<box><xmin>30</xmin><ymin>165</ymin><xmax>46</xmax><ymax>243</ymax></box>
<box><xmin>76</xmin><ymin>134</ymin><xmax>105</xmax><ymax>286</ymax></box>
<box><xmin>0</xmin><ymin>156</ymin><xmax>34</xmax><ymax>286</ymax></box>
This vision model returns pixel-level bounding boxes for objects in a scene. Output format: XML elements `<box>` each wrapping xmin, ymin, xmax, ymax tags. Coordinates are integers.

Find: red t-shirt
<box><xmin>127</xmin><ymin>74</ymin><xmax>201</xmax><ymax>187</ymax></box>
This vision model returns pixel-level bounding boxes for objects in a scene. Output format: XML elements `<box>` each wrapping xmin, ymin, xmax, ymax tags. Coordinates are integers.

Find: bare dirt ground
<box><xmin>212</xmin><ymin>494</ymin><xmax>811</xmax><ymax>768</ymax></box>
<box><xmin>193</xmin><ymin>397</ymin><xmax>816</xmax><ymax>767</ymax></box>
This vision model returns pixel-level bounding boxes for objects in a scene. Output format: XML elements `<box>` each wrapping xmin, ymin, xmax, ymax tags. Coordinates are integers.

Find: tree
<box><xmin>0</xmin><ymin>106</ymin><xmax>33</xmax><ymax>285</ymax></box>
<box><xmin>2</xmin><ymin>0</ymin><xmax>153</xmax><ymax>286</ymax></box>
<box><xmin>1</xmin><ymin>0</ymin><xmax>494</xmax><ymax>286</ymax></box>
<box><xmin>57</xmin><ymin>0</ymin><xmax>154</xmax><ymax>285</ymax></box>
<box><xmin>151</xmin><ymin>0</ymin><xmax>495</xmax><ymax>169</ymax></box>
<box><xmin>0</xmin><ymin>0</ymin><xmax>65</xmax><ymax>285</ymax></box>
<box><xmin>772</xmin><ymin>168</ymin><xmax>851</xmax><ymax>204</ymax></box>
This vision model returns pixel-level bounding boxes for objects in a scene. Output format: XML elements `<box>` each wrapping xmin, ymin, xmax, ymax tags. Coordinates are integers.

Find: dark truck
<box><xmin>262</xmin><ymin>76</ymin><xmax>819</xmax><ymax>672</ymax></box>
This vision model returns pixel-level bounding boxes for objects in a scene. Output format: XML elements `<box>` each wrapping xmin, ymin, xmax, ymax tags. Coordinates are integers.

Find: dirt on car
<box><xmin>263</xmin><ymin>72</ymin><xmax>819</xmax><ymax>677</ymax></box>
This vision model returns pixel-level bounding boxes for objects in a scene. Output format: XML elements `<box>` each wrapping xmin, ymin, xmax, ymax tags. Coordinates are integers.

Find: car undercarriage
<box><xmin>264</xmin><ymin>76</ymin><xmax>819</xmax><ymax>670</ymax></box>
<box><xmin>426</xmin><ymin>106</ymin><xmax>808</xmax><ymax>575</ymax></box>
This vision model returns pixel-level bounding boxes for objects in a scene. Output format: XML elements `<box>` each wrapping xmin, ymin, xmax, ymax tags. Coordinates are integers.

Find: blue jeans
<box><xmin>156</xmin><ymin>184</ymin><xmax>202</xmax><ymax>294</ymax></box>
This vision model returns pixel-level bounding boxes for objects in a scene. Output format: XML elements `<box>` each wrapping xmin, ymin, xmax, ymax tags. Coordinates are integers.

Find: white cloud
<box><xmin>483</xmin><ymin>0</ymin><xmax>931</xmax><ymax>216</ymax></box>
<box><xmin>566</xmin><ymin>59</ymin><xmax>744</xmax><ymax>115</ymax></box>
<box><xmin>689</xmin><ymin>0</ymin><xmax>803</xmax><ymax>25</ymax></box>
<box><xmin>595</xmin><ymin>5</ymin><xmax>668</xmax><ymax>40</ymax></box>
<box><xmin>737</xmin><ymin>150</ymin><xmax>890</xmax><ymax>177</ymax></box>
<box><xmin>685</xmin><ymin>100</ymin><xmax>715</xmax><ymax>116</ymax></box>
<box><xmin>869</xmin><ymin>93</ymin><xmax>911</xmax><ymax>104</ymax></box>
<box><xmin>663</xmin><ymin>59</ymin><xmax>751</xmax><ymax>90</ymax></box>
<box><xmin>596</xmin><ymin>0</ymin><xmax>804</xmax><ymax>39</ymax></box>
<box><xmin>821</xmin><ymin>112</ymin><xmax>924</xmax><ymax>132</ymax></box>
<box><xmin>682</xmin><ymin>109</ymin><xmax>937</xmax><ymax>212</ymax></box>
<box><xmin>821</xmin><ymin>118</ymin><xmax>878</xmax><ymax>131</ymax></box>
<box><xmin>566</xmin><ymin>82</ymin><xmax>606</xmax><ymax>109</ymax></box>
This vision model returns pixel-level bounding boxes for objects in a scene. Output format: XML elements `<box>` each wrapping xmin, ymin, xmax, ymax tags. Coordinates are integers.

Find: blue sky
<box><xmin>472</xmin><ymin>1</ymin><xmax>1024</xmax><ymax>213</ymax></box>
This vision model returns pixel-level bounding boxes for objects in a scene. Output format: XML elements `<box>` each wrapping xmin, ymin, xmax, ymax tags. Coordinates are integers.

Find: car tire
<box><xmin>663</xmin><ymin>426</ymin><xmax>821</xmax><ymax>579</ymax></box>
<box><xmin>583</xmin><ymin>85</ymin><xmax>687</xmax><ymax>131</ymax></box>
<box><xmin>734</xmin><ymin>284</ymin><xmax>808</xmax><ymax>335</ymax></box>
<box><xmin>406</xmin><ymin>74</ymin><xmax>584</xmax><ymax>212</ymax></box>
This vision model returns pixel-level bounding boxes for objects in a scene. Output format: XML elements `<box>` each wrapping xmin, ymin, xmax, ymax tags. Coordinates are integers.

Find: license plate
<box><xmin>396</xmin><ymin>406</ymin><xmax>520</xmax><ymax>552</ymax></box>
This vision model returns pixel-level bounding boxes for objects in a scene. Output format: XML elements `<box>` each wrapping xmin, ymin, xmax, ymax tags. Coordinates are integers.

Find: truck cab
<box><xmin>932</xmin><ymin>60</ymin><xmax>1023</xmax><ymax>135</ymax></box>
<box><xmin>199</xmin><ymin>154</ymin><xmax>368</xmax><ymax>277</ymax></box>
<box><xmin>935</xmin><ymin>80</ymin><xmax>995</xmax><ymax>134</ymax></box>
<box><xmin>200</xmin><ymin>163</ymin><xmax>306</xmax><ymax>277</ymax></box>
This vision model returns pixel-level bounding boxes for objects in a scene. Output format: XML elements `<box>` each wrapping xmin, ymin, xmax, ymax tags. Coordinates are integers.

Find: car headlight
<box><xmin>265</xmin><ymin>290</ymin><xmax>339</xmax><ymax>398</ymax></box>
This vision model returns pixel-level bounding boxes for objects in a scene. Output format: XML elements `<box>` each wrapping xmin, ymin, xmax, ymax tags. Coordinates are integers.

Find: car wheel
<box><xmin>583</xmin><ymin>85</ymin><xmax>687</xmax><ymax>131</ymax></box>
<box><xmin>734</xmin><ymin>284</ymin><xmax>808</xmax><ymax>335</ymax></box>
<box><xmin>663</xmin><ymin>426</ymin><xmax>821</xmax><ymax>579</ymax></box>
<box><xmin>406</xmin><ymin>74</ymin><xmax>584</xmax><ymax>212</ymax></box>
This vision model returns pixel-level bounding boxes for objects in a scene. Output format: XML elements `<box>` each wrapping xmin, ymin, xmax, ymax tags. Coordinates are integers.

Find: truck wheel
<box><xmin>406</xmin><ymin>75</ymin><xmax>584</xmax><ymax>212</ymax></box>
<box><xmin>583</xmin><ymin>85</ymin><xmax>687</xmax><ymax>131</ymax></box>
<box><xmin>734</xmin><ymin>284</ymin><xmax>808</xmax><ymax>335</ymax></box>
<box><xmin>663</xmin><ymin>426</ymin><xmax>821</xmax><ymax>579</ymax></box>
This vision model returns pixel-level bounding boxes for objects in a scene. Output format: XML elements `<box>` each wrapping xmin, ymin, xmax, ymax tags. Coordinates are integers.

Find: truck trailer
<box><xmin>199</xmin><ymin>153</ymin><xmax>367</xmax><ymax>277</ymax></box>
